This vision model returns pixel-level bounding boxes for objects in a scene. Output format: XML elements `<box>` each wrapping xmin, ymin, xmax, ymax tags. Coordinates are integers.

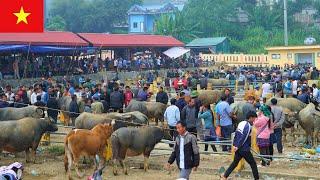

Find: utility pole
<box><xmin>284</xmin><ymin>0</ymin><xmax>288</xmax><ymax>46</ymax></box>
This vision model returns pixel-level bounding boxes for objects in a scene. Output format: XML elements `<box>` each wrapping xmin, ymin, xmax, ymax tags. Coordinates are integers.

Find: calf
<box><xmin>64</xmin><ymin>123</ymin><xmax>113</xmax><ymax>179</ymax></box>
<box><xmin>111</xmin><ymin>126</ymin><xmax>164</xmax><ymax>175</ymax></box>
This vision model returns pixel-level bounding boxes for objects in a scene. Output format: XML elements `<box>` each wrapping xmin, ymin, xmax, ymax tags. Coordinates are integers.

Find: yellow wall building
<box><xmin>266</xmin><ymin>45</ymin><xmax>320</xmax><ymax>68</ymax></box>
<box><xmin>200</xmin><ymin>53</ymin><xmax>269</xmax><ymax>67</ymax></box>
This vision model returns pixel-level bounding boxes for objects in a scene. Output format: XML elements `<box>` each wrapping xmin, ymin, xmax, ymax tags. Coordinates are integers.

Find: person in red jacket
<box><xmin>173</xmin><ymin>77</ymin><xmax>180</xmax><ymax>92</ymax></box>
<box><xmin>124</xmin><ymin>86</ymin><xmax>133</xmax><ymax>107</ymax></box>
<box><xmin>182</xmin><ymin>77</ymin><xmax>188</xmax><ymax>87</ymax></box>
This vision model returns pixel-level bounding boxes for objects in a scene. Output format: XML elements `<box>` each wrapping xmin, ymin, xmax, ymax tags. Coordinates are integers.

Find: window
<box><xmin>317</xmin><ymin>52</ymin><xmax>320</xmax><ymax>57</ymax></box>
<box><xmin>287</xmin><ymin>53</ymin><xmax>292</xmax><ymax>59</ymax></box>
<box><xmin>133</xmin><ymin>22</ymin><xmax>138</xmax><ymax>28</ymax></box>
<box><xmin>272</xmin><ymin>54</ymin><xmax>281</xmax><ymax>59</ymax></box>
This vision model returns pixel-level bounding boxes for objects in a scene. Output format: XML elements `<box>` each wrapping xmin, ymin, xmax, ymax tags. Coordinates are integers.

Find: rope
<box><xmin>0</xmin><ymin>100</ymin><xmax>231</xmax><ymax>140</ymax></box>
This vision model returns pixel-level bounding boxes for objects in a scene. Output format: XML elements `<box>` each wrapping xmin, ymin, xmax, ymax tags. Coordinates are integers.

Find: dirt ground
<box><xmin>1</xmin><ymin>144</ymin><xmax>319</xmax><ymax>180</ymax></box>
<box><xmin>1</xmin><ymin>126</ymin><xmax>319</xmax><ymax>180</ymax></box>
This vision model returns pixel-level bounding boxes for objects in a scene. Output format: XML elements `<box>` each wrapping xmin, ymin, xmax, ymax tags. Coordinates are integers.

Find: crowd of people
<box><xmin>1</xmin><ymin>63</ymin><xmax>320</xmax><ymax>179</ymax></box>
<box><xmin>0</xmin><ymin>54</ymin><xmax>209</xmax><ymax>80</ymax></box>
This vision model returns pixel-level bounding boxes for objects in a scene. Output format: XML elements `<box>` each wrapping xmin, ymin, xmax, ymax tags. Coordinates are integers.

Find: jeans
<box><xmin>179</xmin><ymin>168</ymin><xmax>192</xmax><ymax>180</ymax></box>
<box><xmin>224</xmin><ymin>151</ymin><xmax>259</xmax><ymax>180</ymax></box>
<box><xmin>274</xmin><ymin>128</ymin><xmax>283</xmax><ymax>153</ymax></box>
<box><xmin>221</xmin><ymin>125</ymin><xmax>233</xmax><ymax>151</ymax></box>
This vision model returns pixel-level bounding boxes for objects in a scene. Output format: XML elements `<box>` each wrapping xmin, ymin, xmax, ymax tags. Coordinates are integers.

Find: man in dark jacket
<box><xmin>156</xmin><ymin>87</ymin><xmax>168</xmax><ymax>105</ymax></box>
<box><xmin>166</xmin><ymin>121</ymin><xmax>199</xmax><ymax>180</ymax></box>
<box><xmin>69</xmin><ymin>95</ymin><xmax>79</xmax><ymax>126</ymax></box>
<box><xmin>181</xmin><ymin>99</ymin><xmax>198</xmax><ymax>136</ymax></box>
<box><xmin>297</xmin><ymin>87</ymin><xmax>310</xmax><ymax>104</ymax></box>
<box><xmin>47</xmin><ymin>93</ymin><xmax>59</xmax><ymax>123</ymax></box>
<box><xmin>110</xmin><ymin>87</ymin><xmax>124</xmax><ymax>112</ymax></box>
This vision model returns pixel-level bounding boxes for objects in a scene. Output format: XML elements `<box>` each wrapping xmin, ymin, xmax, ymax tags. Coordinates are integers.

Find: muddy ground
<box><xmin>1</xmin><ymin>126</ymin><xmax>319</xmax><ymax>180</ymax></box>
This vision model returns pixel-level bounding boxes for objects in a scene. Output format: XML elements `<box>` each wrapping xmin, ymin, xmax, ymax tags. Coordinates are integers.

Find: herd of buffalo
<box><xmin>0</xmin><ymin>90</ymin><xmax>319</xmax><ymax>178</ymax></box>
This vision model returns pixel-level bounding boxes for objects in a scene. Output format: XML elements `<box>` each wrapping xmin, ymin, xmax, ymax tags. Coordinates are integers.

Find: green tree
<box><xmin>183</xmin><ymin>0</ymin><xmax>240</xmax><ymax>37</ymax></box>
<box><xmin>155</xmin><ymin>12</ymin><xmax>201</xmax><ymax>42</ymax></box>
<box><xmin>46</xmin><ymin>15</ymin><xmax>66</xmax><ymax>31</ymax></box>
<box><xmin>48</xmin><ymin>0</ymin><xmax>142</xmax><ymax>32</ymax></box>
<box><xmin>247</xmin><ymin>6</ymin><xmax>283</xmax><ymax>31</ymax></box>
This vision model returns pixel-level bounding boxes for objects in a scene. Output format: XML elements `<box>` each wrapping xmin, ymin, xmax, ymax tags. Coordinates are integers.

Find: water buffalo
<box><xmin>125</xmin><ymin>100</ymin><xmax>148</xmax><ymax>116</ymax></box>
<box><xmin>198</xmin><ymin>90</ymin><xmax>222</xmax><ymax>105</ymax></box>
<box><xmin>111</xmin><ymin>126</ymin><xmax>164</xmax><ymax>175</ymax></box>
<box><xmin>64</xmin><ymin>123</ymin><xmax>113</xmax><ymax>178</ymax></box>
<box><xmin>125</xmin><ymin>100</ymin><xmax>167</xmax><ymax>126</ymax></box>
<box><xmin>207</xmin><ymin>78</ymin><xmax>230</xmax><ymax>87</ymax></box>
<box><xmin>266</xmin><ymin>98</ymin><xmax>307</xmax><ymax>113</ymax></box>
<box><xmin>0</xmin><ymin>117</ymin><xmax>58</xmax><ymax>163</ymax></box>
<box><xmin>0</xmin><ymin>106</ymin><xmax>44</xmax><ymax>121</ymax></box>
<box><xmin>299</xmin><ymin>103</ymin><xmax>320</xmax><ymax>147</ymax></box>
<box><xmin>145</xmin><ymin>102</ymin><xmax>167</xmax><ymax>126</ymax></box>
<box><xmin>75</xmin><ymin>111</ymin><xmax>148</xmax><ymax>130</ymax></box>
<box><xmin>231</xmin><ymin>101</ymin><xmax>256</xmax><ymax>125</ymax></box>
<box><xmin>280</xmin><ymin>108</ymin><xmax>299</xmax><ymax>142</ymax></box>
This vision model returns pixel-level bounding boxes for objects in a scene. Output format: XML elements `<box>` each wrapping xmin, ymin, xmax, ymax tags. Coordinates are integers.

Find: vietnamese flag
<box><xmin>0</xmin><ymin>0</ymin><xmax>44</xmax><ymax>32</ymax></box>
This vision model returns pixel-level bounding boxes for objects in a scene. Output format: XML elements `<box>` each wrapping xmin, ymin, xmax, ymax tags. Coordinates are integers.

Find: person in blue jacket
<box><xmin>221</xmin><ymin>111</ymin><xmax>259</xmax><ymax>180</ymax></box>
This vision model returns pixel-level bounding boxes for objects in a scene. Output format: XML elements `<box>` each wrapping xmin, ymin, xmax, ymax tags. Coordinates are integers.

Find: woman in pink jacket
<box><xmin>254</xmin><ymin>105</ymin><xmax>272</xmax><ymax>166</ymax></box>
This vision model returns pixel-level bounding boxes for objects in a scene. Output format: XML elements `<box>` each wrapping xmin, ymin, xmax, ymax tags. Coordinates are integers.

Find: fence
<box><xmin>45</xmin><ymin>127</ymin><xmax>320</xmax><ymax>162</ymax></box>
<box><xmin>200</xmin><ymin>53</ymin><xmax>269</xmax><ymax>67</ymax></box>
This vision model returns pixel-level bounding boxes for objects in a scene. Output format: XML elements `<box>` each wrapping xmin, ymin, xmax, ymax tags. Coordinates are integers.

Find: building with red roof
<box><xmin>0</xmin><ymin>31</ymin><xmax>88</xmax><ymax>46</ymax></box>
<box><xmin>77</xmin><ymin>33</ymin><xmax>184</xmax><ymax>48</ymax></box>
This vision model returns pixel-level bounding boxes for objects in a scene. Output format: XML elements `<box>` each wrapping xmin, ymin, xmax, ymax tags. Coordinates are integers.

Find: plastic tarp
<box><xmin>0</xmin><ymin>45</ymin><xmax>28</xmax><ymax>52</ymax></box>
<box><xmin>163</xmin><ymin>47</ymin><xmax>190</xmax><ymax>59</ymax></box>
<box><xmin>0</xmin><ymin>45</ymin><xmax>97</xmax><ymax>54</ymax></box>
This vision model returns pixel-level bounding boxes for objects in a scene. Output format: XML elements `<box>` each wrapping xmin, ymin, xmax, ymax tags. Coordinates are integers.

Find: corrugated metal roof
<box><xmin>186</xmin><ymin>37</ymin><xmax>227</xmax><ymax>47</ymax></box>
<box><xmin>0</xmin><ymin>31</ymin><xmax>88</xmax><ymax>46</ymax></box>
<box><xmin>78</xmin><ymin>33</ymin><xmax>184</xmax><ymax>47</ymax></box>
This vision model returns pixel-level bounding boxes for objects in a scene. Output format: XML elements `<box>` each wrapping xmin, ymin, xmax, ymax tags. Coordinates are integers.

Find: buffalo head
<box><xmin>32</xmin><ymin>107</ymin><xmax>45</xmax><ymax>118</ymax></box>
<box><xmin>42</xmin><ymin>117</ymin><xmax>58</xmax><ymax>132</ymax></box>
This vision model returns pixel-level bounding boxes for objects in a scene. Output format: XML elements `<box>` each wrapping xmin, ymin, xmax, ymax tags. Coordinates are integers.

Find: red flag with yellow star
<box><xmin>0</xmin><ymin>0</ymin><xmax>44</xmax><ymax>32</ymax></box>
